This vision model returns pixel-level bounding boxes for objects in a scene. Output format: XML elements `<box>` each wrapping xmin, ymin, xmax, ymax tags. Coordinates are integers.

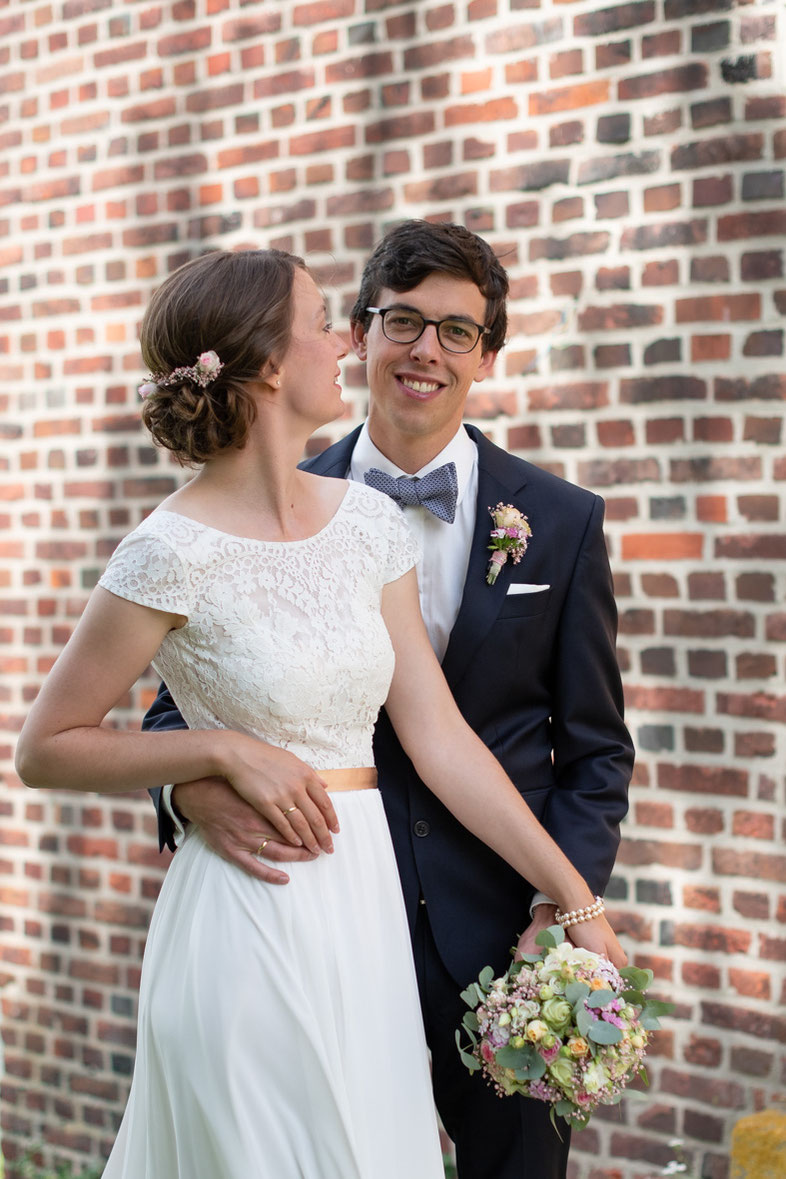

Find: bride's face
<box><xmin>277</xmin><ymin>269</ymin><xmax>348</xmax><ymax>427</ymax></box>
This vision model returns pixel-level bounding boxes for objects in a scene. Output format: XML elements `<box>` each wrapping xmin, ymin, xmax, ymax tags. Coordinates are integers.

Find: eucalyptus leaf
<box><xmin>620</xmin><ymin>966</ymin><xmax>654</xmax><ymax>990</ymax></box>
<box><xmin>495</xmin><ymin>1043</ymin><xmax>537</xmax><ymax>1069</ymax></box>
<box><xmin>586</xmin><ymin>989</ymin><xmax>617</xmax><ymax>1008</ymax></box>
<box><xmin>462</xmin><ymin>1010</ymin><xmax>479</xmax><ymax>1033</ymax></box>
<box><xmin>455</xmin><ymin>1029</ymin><xmax>480</xmax><ymax>1072</ymax></box>
<box><xmin>512</xmin><ymin>1054</ymin><xmax>547</xmax><ymax>1081</ymax></box>
<box><xmin>460</xmin><ymin>1019</ymin><xmax>478</xmax><ymax>1045</ymax></box>
<box><xmin>548</xmin><ymin>1106</ymin><xmax>567</xmax><ymax>1141</ymax></box>
<box><xmin>642</xmin><ymin>999</ymin><xmax>675</xmax><ymax>1017</ymax></box>
<box><xmin>535</xmin><ymin>924</ymin><xmax>565</xmax><ymax>948</ymax></box>
<box><xmin>576</xmin><ymin>1006</ymin><xmax>595</xmax><ymax>1038</ymax></box>
<box><xmin>623</xmin><ymin>1086</ymin><xmax>651</xmax><ymax>1102</ymax></box>
<box><xmin>588</xmin><ymin>1020</ymin><xmax>623</xmax><ymax>1045</ymax></box>
<box><xmin>460</xmin><ymin>983</ymin><xmax>481</xmax><ymax>1008</ymax></box>
<box><xmin>478</xmin><ymin>965</ymin><xmax>495</xmax><ymax>990</ymax></box>
<box><xmin>565</xmin><ymin>981</ymin><xmax>590</xmax><ymax>1006</ymax></box>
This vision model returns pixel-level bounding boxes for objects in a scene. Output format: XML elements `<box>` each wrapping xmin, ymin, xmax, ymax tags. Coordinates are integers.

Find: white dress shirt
<box><xmin>350</xmin><ymin>422</ymin><xmax>477</xmax><ymax>663</ymax></box>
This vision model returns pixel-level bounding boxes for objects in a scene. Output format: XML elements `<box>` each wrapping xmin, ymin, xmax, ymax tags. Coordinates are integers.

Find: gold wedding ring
<box><xmin>256</xmin><ymin>838</ymin><xmax>270</xmax><ymax>856</ymax></box>
<box><xmin>282</xmin><ymin>805</ymin><xmax>298</xmax><ymax>816</ymax></box>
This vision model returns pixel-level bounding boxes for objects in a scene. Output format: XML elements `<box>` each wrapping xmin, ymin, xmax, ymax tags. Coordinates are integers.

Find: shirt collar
<box><xmin>351</xmin><ymin>422</ymin><xmax>477</xmax><ymax>507</ymax></box>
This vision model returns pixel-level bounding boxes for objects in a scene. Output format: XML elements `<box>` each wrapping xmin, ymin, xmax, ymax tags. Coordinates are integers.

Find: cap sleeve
<box><xmin>98</xmin><ymin>528</ymin><xmax>192</xmax><ymax>617</ymax></box>
<box><xmin>381</xmin><ymin>496</ymin><xmax>422</xmax><ymax>584</ymax></box>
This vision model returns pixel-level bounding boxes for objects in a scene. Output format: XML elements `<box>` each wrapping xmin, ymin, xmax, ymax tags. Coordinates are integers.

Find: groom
<box><xmin>144</xmin><ymin>221</ymin><xmax>633</xmax><ymax>1178</ymax></box>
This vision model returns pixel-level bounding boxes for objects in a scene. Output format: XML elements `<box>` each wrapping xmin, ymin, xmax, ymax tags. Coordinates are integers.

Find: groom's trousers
<box><xmin>413</xmin><ymin>905</ymin><xmax>571</xmax><ymax>1179</ymax></box>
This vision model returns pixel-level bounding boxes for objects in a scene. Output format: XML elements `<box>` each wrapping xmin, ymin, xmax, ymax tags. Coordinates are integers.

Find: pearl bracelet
<box><xmin>554</xmin><ymin>896</ymin><xmax>605</xmax><ymax>929</ymax></box>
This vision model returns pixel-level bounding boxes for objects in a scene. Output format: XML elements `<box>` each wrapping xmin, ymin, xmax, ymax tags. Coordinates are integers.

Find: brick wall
<box><xmin>1</xmin><ymin>1</ymin><xmax>784</xmax><ymax>1176</ymax></box>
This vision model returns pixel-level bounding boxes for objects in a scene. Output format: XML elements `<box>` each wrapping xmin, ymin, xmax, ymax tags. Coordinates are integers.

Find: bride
<box><xmin>15</xmin><ymin>248</ymin><xmax>626</xmax><ymax>1178</ymax></box>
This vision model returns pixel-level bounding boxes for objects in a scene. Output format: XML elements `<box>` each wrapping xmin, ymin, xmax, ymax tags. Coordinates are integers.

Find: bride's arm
<box><xmin>381</xmin><ymin>569</ymin><xmax>626</xmax><ymax>968</ymax></box>
<box><xmin>15</xmin><ymin>587</ymin><xmax>337</xmax><ymax>853</ymax></box>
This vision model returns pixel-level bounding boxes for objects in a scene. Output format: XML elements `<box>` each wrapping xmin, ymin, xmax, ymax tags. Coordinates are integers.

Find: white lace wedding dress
<box><xmin>98</xmin><ymin>481</ymin><xmax>444</xmax><ymax>1179</ymax></box>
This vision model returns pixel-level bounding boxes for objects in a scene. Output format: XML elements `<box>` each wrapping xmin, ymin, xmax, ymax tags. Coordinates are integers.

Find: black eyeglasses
<box><xmin>366</xmin><ymin>306</ymin><xmax>489</xmax><ymax>354</ymax></box>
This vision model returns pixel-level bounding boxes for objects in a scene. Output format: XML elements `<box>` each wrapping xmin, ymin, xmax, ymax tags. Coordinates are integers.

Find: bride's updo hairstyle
<box><xmin>139</xmin><ymin>248</ymin><xmax>306</xmax><ymax>465</ymax></box>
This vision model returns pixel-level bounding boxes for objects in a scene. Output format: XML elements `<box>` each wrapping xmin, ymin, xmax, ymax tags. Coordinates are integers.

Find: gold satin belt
<box><xmin>318</xmin><ymin>767</ymin><xmax>377</xmax><ymax>792</ymax></box>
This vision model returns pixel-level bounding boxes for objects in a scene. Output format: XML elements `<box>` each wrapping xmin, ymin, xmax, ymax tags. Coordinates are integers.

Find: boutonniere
<box><xmin>486</xmin><ymin>503</ymin><xmax>532</xmax><ymax>585</ymax></box>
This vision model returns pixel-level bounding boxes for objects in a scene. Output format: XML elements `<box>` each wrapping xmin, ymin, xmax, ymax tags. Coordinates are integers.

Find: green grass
<box><xmin>4</xmin><ymin>1147</ymin><xmax>456</xmax><ymax>1178</ymax></box>
<box><xmin>3</xmin><ymin>1152</ymin><xmax>103</xmax><ymax>1179</ymax></box>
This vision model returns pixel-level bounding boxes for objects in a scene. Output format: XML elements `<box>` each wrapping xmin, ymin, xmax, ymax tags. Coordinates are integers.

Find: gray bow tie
<box><xmin>364</xmin><ymin>462</ymin><xmax>458</xmax><ymax>524</ymax></box>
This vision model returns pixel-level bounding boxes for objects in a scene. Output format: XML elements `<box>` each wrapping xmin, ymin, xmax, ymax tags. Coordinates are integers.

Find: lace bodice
<box><xmin>98</xmin><ymin>482</ymin><xmax>420</xmax><ymax>769</ymax></box>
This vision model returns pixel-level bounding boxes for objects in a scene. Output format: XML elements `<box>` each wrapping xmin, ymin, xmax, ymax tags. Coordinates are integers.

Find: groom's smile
<box><xmin>353</xmin><ymin>272</ymin><xmax>498</xmax><ymax>468</ymax></box>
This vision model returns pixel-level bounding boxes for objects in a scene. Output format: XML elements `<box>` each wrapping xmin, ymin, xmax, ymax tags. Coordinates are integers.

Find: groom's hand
<box><xmin>173</xmin><ymin>778</ymin><xmax>318</xmax><ymax>885</ymax></box>
<box><xmin>514</xmin><ymin>903</ymin><xmax>559</xmax><ymax>959</ymax></box>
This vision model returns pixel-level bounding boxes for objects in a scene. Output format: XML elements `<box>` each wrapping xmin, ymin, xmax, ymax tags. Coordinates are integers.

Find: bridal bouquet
<box><xmin>456</xmin><ymin>926</ymin><xmax>671</xmax><ymax>1130</ymax></box>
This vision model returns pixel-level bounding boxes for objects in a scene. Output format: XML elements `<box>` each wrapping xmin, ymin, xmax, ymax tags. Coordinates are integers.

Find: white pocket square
<box><xmin>506</xmin><ymin>583</ymin><xmax>550</xmax><ymax>595</ymax></box>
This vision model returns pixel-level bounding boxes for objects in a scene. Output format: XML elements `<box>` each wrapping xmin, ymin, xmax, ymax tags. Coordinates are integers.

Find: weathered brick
<box><xmin>574</xmin><ymin>3</ymin><xmax>656</xmax><ymax>37</ymax></box>
<box><xmin>718</xmin><ymin>209</ymin><xmax>786</xmax><ymax>240</ymax></box>
<box><xmin>659</xmin><ymin>763</ymin><xmax>748</xmax><ymax>796</ymax></box>
<box><xmin>619</xmin><ymin>63</ymin><xmax>707</xmax><ymax>101</ymax></box>
<box><xmin>577</xmin><ymin>150</ymin><xmax>659</xmax><ymax>185</ymax></box>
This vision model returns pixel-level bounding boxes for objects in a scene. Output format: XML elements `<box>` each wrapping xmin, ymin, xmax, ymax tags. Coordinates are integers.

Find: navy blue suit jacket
<box><xmin>145</xmin><ymin>424</ymin><xmax>632</xmax><ymax>986</ymax></box>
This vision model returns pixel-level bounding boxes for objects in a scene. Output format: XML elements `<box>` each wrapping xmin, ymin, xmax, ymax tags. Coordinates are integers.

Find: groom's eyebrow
<box><xmin>386</xmin><ymin>300</ymin><xmax>476</xmax><ymax>323</ymax></box>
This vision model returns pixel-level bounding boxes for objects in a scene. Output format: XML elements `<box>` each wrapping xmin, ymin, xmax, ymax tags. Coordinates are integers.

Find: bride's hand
<box><xmin>218</xmin><ymin>733</ymin><xmax>339</xmax><ymax>855</ymax></box>
<box><xmin>565</xmin><ymin>914</ymin><xmax>627</xmax><ymax>970</ymax></box>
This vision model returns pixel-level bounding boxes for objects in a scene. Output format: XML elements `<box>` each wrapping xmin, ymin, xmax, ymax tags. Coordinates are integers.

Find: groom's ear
<box><xmin>350</xmin><ymin>320</ymin><xmax>368</xmax><ymax>362</ymax></box>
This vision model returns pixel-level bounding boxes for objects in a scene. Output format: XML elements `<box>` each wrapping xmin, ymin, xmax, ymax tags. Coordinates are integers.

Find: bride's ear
<box><xmin>261</xmin><ymin>362</ymin><xmax>283</xmax><ymax>391</ymax></box>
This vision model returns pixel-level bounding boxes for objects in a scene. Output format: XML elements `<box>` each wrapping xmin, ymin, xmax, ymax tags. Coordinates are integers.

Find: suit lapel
<box><xmin>440</xmin><ymin>427</ymin><xmax>529</xmax><ymax>688</ymax></box>
<box><xmin>301</xmin><ymin>426</ymin><xmax>362</xmax><ymax>477</ymax></box>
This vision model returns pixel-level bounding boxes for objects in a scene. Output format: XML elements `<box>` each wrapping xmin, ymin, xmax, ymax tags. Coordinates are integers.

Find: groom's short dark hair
<box><xmin>351</xmin><ymin>220</ymin><xmax>509</xmax><ymax>354</ymax></box>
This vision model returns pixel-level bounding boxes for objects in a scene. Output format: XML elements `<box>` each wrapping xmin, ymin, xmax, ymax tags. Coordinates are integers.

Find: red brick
<box><xmin>719</xmin><ymin>208</ymin><xmax>786</xmax><ymax>240</ymax></box>
<box><xmin>659</xmin><ymin>764</ymin><xmax>748</xmax><ymax>796</ymax></box>
<box><xmin>621</xmin><ymin>532</ymin><xmax>702</xmax><ymax>561</ymax></box>
<box><xmin>626</xmin><ymin>685</ymin><xmax>705</xmax><ymax>713</ymax></box>
<box><xmin>616</xmin><ymin>840</ymin><xmax>702</xmax><ymax>869</ymax></box>
<box><xmin>529</xmin><ymin>79</ymin><xmax>609</xmax><ymax>116</ymax></box>
<box><xmin>685</xmin><ymin>1034</ymin><xmax>722</xmax><ymax>1068</ymax></box>
<box><xmin>682</xmin><ymin>961</ymin><xmax>721</xmax><ymax>989</ymax></box>
<box><xmin>712</xmin><ymin>847</ymin><xmax>786</xmax><ymax>881</ymax></box>
<box><xmin>290</xmin><ymin>125</ymin><xmax>355</xmax><ymax>154</ymax></box>
<box><xmin>691</xmin><ymin>335</ymin><xmax>731</xmax><ymax>363</ymax></box>
<box><xmin>619</xmin><ymin>63</ymin><xmax>706</xmax><ymax>100</ymax></box>
<box><xmin>445</xmin><ymin>97</ymin><xmax>518</xmax><ymax>124</ymax></box>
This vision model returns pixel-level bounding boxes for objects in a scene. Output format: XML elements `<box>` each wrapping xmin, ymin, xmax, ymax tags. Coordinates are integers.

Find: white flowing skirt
<box><xmin>102</xmin><ymin>790</ymin><xmax>444</xmax><ymax>1178</ymax></box>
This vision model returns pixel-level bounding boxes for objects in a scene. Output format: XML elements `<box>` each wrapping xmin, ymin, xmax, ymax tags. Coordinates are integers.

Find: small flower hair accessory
<box><xmin>486</xmin><ymin>502</ymin><xmax>532</xmax><ymax>585</ymax></box>
<box><xmin>138</xmin><ymin>350</ymin><xmax>223</xmax><ymax>398</ymax></box>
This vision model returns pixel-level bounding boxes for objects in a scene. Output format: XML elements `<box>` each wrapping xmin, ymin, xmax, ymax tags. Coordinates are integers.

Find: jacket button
<box><xmin>414</xmin><ymin>820</ymin><xmax>430</xmax><ymax>837</ymax></box>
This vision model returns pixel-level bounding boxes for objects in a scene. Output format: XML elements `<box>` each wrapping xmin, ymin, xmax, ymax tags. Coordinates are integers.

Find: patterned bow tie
<box><xmin>364</xmin><ymin>462</ymin><xmax>458</xmax><ymax>523</ymax></box>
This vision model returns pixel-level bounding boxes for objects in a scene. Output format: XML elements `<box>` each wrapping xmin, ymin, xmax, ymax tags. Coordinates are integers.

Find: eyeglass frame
<box><xmin>365</xmin><ymin>306</ymin><xmax>490</xmax><ymax>354</ymax></box>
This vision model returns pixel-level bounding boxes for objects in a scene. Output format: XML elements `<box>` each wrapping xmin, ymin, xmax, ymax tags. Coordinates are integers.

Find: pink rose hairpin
<box><xmin>486</xmin><ymin>503</ymin><xmax>532</xmax><ymax>585</ymax></box>
<box><xmin>138</xmin><ymin>350</ymin><xmax>223</xmax><ymax>399</ymax></box>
